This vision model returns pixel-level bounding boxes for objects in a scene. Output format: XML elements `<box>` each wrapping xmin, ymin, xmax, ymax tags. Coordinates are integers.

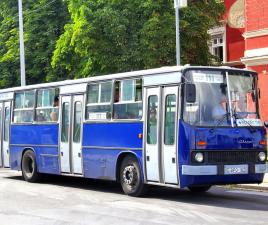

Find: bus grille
<box><xmin>206</xmin><ymin>151</ymin><xmax>258</xmax><ymax>164</ymax></box>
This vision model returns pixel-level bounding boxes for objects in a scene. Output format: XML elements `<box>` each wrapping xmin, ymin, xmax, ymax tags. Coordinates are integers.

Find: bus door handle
<box><xmin>78</xmin><ymin>153</ymin><xmax>81</xmax><ymax>158</ymax></box>
<box><xmin>61</xmin><ymin>152</ymin><xmax>63</xmax><ymax>156</ymax></box>
<box><xmin>172</xmin><ymin>158</ymin><xmax>175</xmax><ymax>164</ymax></box>
<box><xmin>147</xmin><ymin>156</ymin><xmax>150</xmax><ymax>161</ymax></box>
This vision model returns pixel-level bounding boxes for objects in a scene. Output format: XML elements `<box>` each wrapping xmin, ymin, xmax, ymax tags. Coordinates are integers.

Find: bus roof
<box><xmin>0</xmin><ymin>65</ymin><xmax>256</xmax><ymax>94</ymax></box>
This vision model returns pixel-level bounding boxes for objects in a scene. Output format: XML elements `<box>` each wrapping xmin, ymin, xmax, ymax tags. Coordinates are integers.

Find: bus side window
<box><xmin>113</xmin><ymin>79</ymin><xmax>142</xmax><ymax>120</ymax></box>
<box><xmin>13</xmin><ymin>91</ymin><xmax>35</xmax><ymax>123</ymax></box>
<box><xmin>36</xmin><ymin>88</ymin><xmax>59</xmax><ymax>122</ymax></box>
<box><xmin>86</xmin><ymin>81</ymin><xmax>112</xmax><ymax>120</ymax></box>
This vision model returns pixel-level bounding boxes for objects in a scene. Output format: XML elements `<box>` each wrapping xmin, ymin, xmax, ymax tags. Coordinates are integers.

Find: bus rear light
<box><xmin>259</xmin><ymin>140</ymin><xmax>266</xmax><ymax>145</ymax></box>
<box><xmin>138</xmin><ymin>133</ymin><xmax>143</xmax><ymax>139</ymax></box>
<box><xmin>197</xmin><ymin>141</ymin><xmax>207</xmax><ymax>146</ymax></box>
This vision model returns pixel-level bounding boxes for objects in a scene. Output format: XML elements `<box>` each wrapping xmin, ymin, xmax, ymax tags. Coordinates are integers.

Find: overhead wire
<box><xmin>13</xmin><ymin>0</ymin><xmax>58</xmax><ymax>18</ymax></box>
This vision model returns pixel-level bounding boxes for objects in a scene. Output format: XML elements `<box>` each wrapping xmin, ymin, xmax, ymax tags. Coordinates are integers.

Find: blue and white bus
<box><xmin>0</xmin><ymin>66</ymin><xmax>267</xmax><ymax>196</ymax></box>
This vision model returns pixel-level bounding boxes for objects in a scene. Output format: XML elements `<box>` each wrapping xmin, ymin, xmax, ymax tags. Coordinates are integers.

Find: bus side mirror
<box><xmin>264</xmin><ymin>121</ymin><xmax>268</xmax><ymax>128</ymax></box>
<box><xmin>186</xmin><ymin>83</ymin><xmax>196</xmax><ymax>103</ymax></box>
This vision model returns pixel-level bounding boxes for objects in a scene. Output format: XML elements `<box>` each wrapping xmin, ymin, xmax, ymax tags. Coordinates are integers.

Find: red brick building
<box><xmin>209</xmin><ymin>0</ymin><xmax>268</xmax><ymax>121</ymax></box>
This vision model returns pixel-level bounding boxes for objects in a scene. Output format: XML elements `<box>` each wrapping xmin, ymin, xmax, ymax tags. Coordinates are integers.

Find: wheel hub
<box><xmin>123</xmin><ymin>165</ymin><xmax>137</xmax><ymax>186</ymax></box>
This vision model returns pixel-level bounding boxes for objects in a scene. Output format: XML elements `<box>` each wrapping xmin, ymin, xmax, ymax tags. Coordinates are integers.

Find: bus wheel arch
<box><xmin>21</xmin><ymin>148</ymin><xmax>41</xmax><ymax>183</ymax></box>
<box><xmin>116</xmin><ymin>152</ymin><xmax>147</xmax><ymax>197</ymax></box>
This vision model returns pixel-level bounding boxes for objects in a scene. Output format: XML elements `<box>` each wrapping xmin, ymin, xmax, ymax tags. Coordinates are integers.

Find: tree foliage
<box><xmin>52</xmin><ymin>0</ymin><xmax>224</xmax><ymax>79</ymax></box>
<box><xmin>0</xmin><ymin>0</ymin><xmax>224</xmax><ymax>87</ymax></box>
<box><xmin>0</xmin><ymin>0</ymin><xmax>69</xmax><ymax>88</ymax></box>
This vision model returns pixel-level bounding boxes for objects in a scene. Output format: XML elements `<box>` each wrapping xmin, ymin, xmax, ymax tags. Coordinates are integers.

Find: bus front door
<box><xmin>2</xmin><ymin>101</ymin><xmax>11</xmax><ymax>168</ymax></box>
<box><xmin>60</xmin><ymin>95</ymin><xmax>83</xmax><ymax>174</ymax></box>
<box><xmin>145</xmin><ymin>86</ymin><xmax>179</xmax><ymax>184</ymax></box>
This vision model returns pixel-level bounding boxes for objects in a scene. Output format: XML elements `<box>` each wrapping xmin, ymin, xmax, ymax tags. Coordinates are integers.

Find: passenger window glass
<box><xmin>121</xmin><ymin>80</ymin><xmax>134</xmax><ymax>101</ymax></box>
<box><xmin>100</xmin><ymin>82</ymin><xmax>112</xmax><ymax>103</ymax></box>
<box><xmin>73</xmin><ymin>102</ymin><xmax>82</xmax><ymax>143</ymax></box>
<box><xmin>164</xmin><ymin>95</ymin><xmax>176</xmax><ymax>145</ymax></box>
<box><xmin>88</xmin><ymin>84</ymin><xmax>99</xmax><ymax>104</ymax></box>
<box><xmin>147</xmin><ymin>95</ymin><xmax>158</xmax><ymax>144</ymax></box>
<box><xmin>113</xmin><ymin>79</ymin><xmax>142</xmax><ymax>119</ymax></box>
<box><xmin>4</xmin><ymin>107</ymin><xmax>10</xmax><ymax>141</ymax></box>
<box><xmin>14</xmin><ymin>90</ymin><xmax>35</xmax><ymax>123</ymax></box>
<box><xmin>86</xmin><ymin>82</ymin><xmax>112</xmax><ymax>120</ymax></box>
<box><xmin>61</xmin><ymin>102</ymin><xmax>69</xmax><ymax>142</ymax></box>
<box><xmin>36</xmin><ymin>88</ymin><xmax>59</xmax><ymax>122</ymax></box>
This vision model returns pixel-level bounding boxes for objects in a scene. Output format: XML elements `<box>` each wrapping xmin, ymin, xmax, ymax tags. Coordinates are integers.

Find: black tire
<box><xmin>120</xmin><ymin>156</ymin><xmax>147</xmax><ymax>197</ymax></box>
<box><xmin>188</xmin><ymin>185</ymin><xmax>211</xmax><ymax>193</ymax></box>
<box><xmin>21</xmin><ymin>150</ymin><xmax>41</xmax><ymax>182</ymax></box>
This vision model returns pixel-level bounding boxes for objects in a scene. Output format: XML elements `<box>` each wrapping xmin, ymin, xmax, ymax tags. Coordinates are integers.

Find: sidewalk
<box><xmin>235</xmin><ymin>173</ymin><xmax>268</xmax><ymax>191</ymax></box>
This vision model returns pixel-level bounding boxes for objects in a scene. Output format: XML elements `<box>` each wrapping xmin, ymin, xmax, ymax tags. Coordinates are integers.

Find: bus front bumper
<box><xmin>182</xmin><ymin>163</ymin><xmax>268</xmax><ymax>176</ymax></box>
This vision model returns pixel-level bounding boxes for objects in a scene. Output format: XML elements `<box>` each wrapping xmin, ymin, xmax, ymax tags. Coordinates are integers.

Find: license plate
<box><xmin>224</xmin><ymin>165</ymin><xmax>248</xmax><ymax>175</ymax></box>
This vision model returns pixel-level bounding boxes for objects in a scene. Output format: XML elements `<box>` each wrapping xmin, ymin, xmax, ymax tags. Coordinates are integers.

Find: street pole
<box><xmin>18</xmin><ymin>0</ymin><xmax>26</xmax><ymax>86</ymax></box>
<box><xmin>174</xmin><ymin>0</ymin><xmax>180</xmax><ymax>66</ymax></box>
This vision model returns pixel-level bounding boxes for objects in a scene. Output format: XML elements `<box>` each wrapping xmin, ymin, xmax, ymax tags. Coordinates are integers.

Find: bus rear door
<box><xmin>144</xmin><ymin>86</ymin><xmax>179</xmax><ymax>184</ymax></box>
<box><xmin>2</xmin><ymin>101</ymin><xmax>11</xmax><ymax>168</ymax></box>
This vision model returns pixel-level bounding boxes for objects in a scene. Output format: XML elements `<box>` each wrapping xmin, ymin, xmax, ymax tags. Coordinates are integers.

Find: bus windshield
<box><xmin>183</xmin><ymin>69</ymin><xmax>260</xmax><ymax>127</ymax></box>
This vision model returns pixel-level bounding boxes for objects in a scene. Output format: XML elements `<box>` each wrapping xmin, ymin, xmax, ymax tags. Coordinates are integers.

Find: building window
<box><xmin>211</xmin><ymin>36</ymin><xmax>224</xmax><ymax>62</ymax></box>
<box><xmin>208</xmin><ymin>26</ymin><xmax>226</xmax><ymax>63</ymax></box>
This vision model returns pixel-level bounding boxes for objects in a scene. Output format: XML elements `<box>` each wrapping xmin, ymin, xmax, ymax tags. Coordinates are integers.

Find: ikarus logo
<box><xmin>238</xmin><ymin>138</ymin><xmax>253</xmax><ymax>144</ymax></box>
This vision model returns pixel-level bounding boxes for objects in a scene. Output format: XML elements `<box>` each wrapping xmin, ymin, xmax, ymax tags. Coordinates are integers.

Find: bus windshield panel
<box><xmin>183</xmin><ymin>69</ymin><xmax>260</xmax><ymax>127</ymax></box>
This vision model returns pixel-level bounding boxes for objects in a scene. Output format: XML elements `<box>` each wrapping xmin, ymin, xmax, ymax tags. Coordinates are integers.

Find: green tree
<box><xmin>0</xmin><ymin>0</ymin><xmax>20</xmax><ymax>88</ymax></box>
<box><xmin>52</xmin><ymin>0</ymin><xmax>224</xmax><ymax>79</ymax></box>
<box><xmin>0</xmin><ymin>0</ymin><xmax>69</xmax><ymax>88</ymax></box>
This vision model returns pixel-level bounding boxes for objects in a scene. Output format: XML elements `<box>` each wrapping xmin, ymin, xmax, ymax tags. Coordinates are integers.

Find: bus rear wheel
<box><xmin>188</xmin><ymin>185</ymin><xmax>211</xmax><ymax>193</ymax></box>
<box><xmin>120</xmin><ymin>156</ymin><xmax>146</xmax><ymax>197</ymax></box>
<box><xmin>22</xmin><ymin>150</ymin><xmax>41</xmax><ymax>182</ymax></box>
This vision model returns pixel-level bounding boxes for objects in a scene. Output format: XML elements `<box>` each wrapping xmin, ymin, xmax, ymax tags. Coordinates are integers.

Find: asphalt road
<box><xmin>0</xmin><ymin>169</ymin><xmax>268</xmax><ymax>225</ymax></box>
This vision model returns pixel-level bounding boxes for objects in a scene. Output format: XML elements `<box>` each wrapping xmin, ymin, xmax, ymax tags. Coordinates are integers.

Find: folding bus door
<box><xmin>144</xmin><ymin>86</ymin><xmax>179</xmax><ymax>184</ymax></box>
<box><xmin>71</xmin><ymin>95</ymin><xmax>83</xmax><ymax>174</ymax></box>
<box><xmin>60</xmin><ymin>95</ymin><xmax>84</xmax><ymax>174</ymax></box>
<box><xmin>3</xmin><ymin>101</ymin><xmax>11</xmax><ymax>168</ymax></box>
<box><xmin>0</xmin><ymin>102</ymin><xmax>3</xmax><ymax>167</ymax></box>
<box><xmin>60</xmin><ymin>96</ymin><xmax>72</xmax><ymax>173</ymax></box>
<box><xmin>161</xmin><ymin>86</ymin><xmax>179</xmax><ymax>184</ymax></box>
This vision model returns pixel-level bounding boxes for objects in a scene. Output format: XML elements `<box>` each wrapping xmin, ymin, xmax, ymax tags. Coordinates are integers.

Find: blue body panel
<box><xmin>82</xmin><ymin>122</ymin><xmax>143</xmax><ymax>180</ymax></box>
<box><xmin>178</xmin><ymin>120</ymin><xmax>266</xmax><ymax>188</ymax></box>
<box><xmin>82</xmin><ymin>122</ymin><xmax>143</xmax><ymax>148</ymax></box>
<box><xmin>10</xmin><ymin>124</ymin><xmax>60</xmax><ymax>175</ymax></box>
<box><xmin>9</xmin><ymin>120</ymin><xmax>266</xmax><ymax>188</ymax></box>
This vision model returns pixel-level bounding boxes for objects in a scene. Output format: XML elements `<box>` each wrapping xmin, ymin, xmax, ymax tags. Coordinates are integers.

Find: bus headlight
<box><xmin>258</xmin><ymin>152</ymin><xmax>266</xmax><ymax>162</ymax></box>
<box><xmin>194</xmin><ymin>152</ymin><xmax>204</xmax><ymax>163</ymax></box>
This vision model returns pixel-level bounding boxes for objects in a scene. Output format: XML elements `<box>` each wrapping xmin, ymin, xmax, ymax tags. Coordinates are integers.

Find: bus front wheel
<box><xmin>21</xmin><ymin>150</ymin><xmax>41</xmax><ymax>182</ymax></box>
<box><xmin>120</xmin><ymin>156</ymin><xmax>146</xmax><ymax>197</ymax></box>
<box><xmin>188</xmin><ymin>185</ymin><xmax>211</xmax><ymax>193</ymax></box>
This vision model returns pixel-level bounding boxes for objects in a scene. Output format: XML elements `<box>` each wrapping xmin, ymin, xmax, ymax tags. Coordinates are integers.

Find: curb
<box><xmin>233</xmin><ymin>184</ymin><xmax>268</xmax><ymax>191</ymax></box>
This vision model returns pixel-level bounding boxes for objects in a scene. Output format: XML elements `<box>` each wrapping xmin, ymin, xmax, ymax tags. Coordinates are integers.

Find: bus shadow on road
<box><xmin>5</xmin><ymin>174</ymin><xmax>268</xmax><ymax>211</ymax></box>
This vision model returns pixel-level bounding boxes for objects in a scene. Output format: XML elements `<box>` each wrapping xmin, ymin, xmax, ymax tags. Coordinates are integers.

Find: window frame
<box><xmin>35</xmin><ymin>88</ymin><xmax>60</xmax><ymax>124</ymax></box>
<box><xmin>85</xmin><ymin>81</ymin><xmax>113</xmax><ymax>121</ymax></box>
<box><xmin>208</xmin><ymin>26</ymin><xmax>226</xmax><ymax>63</ymax></box>
<box><xmin>13</xmin><ymin>90</ymin><xmax>36</xmax><ymax>124</ymax></box>
<box><xmin>113</xmin><ymin>78</ymin><xmax>143</xmax><ymax>121</ymax></box>
<box><xmin>84</xmin><ymin>78</ymin><xmax>143</xmax><ymax>123</ymax></box>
